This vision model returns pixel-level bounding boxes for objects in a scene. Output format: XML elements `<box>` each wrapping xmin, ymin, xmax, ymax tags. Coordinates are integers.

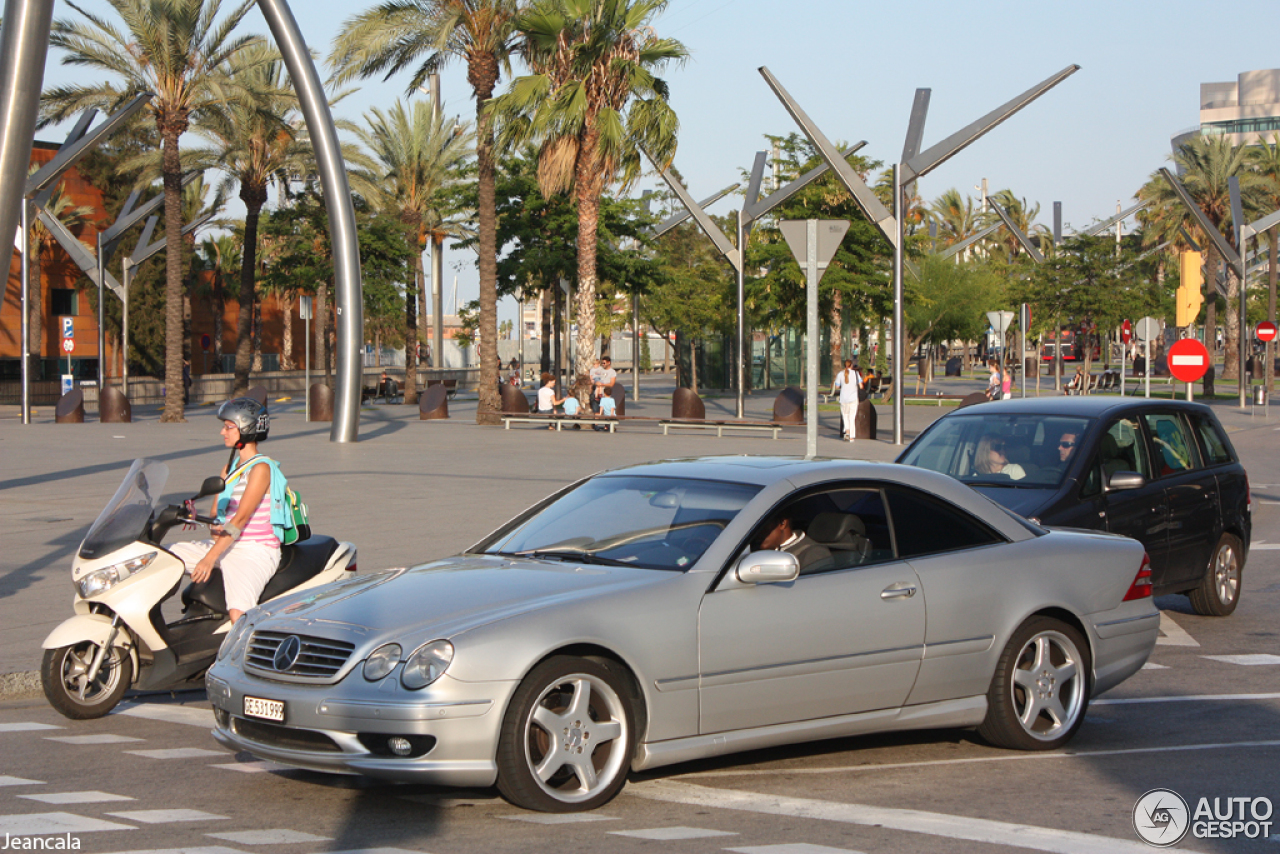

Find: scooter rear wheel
<box><xmin>41</xmin><ymin>642</ymin><xmax>132</xmax><ymax>720</ymax></box>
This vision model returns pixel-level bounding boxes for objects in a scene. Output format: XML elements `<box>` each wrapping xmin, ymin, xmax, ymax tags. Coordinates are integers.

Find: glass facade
<box><xmin>1202</xmin><ymin>116</ymin><xmax>1280</xmax><ymax>137</ymax></box>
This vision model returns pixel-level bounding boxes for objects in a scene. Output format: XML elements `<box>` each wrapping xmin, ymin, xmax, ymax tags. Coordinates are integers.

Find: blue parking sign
<box><xmin>61</xmin><ymin>317</ymin><xmax>74</xmax><ymax>339</ymax></box>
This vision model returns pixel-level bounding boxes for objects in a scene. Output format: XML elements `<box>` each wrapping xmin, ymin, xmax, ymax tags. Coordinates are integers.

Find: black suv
<box><xmin>898</xmin><ymin>397</ymin><xmax>1251</xmax><ymax>615</ymax></box>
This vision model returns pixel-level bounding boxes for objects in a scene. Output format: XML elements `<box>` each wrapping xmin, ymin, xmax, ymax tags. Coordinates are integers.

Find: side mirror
<box><xmin>1106</xmin><ymin>471</ymin><xmax>1146</xmax><ymax>492</ymax></box>
<box><xmin>196</xmin><ymin>476</ymin><xmax>225</xmax><ymax>499</ymax></box>
<box><xmin>735</xmin><ymin>550</ymin><xmax>799</xmax><ymax>585</ymax></box>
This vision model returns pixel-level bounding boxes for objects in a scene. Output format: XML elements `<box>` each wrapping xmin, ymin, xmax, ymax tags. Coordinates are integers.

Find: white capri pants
<box><xmin>171</xmin><ymin>539</ymin><xmax>281</xmax><ymax>614</ymax></box>
<box><xmin>840</xmin><ymin>400</ymin><xmax>858</xmax><ymax>440</ymax></box>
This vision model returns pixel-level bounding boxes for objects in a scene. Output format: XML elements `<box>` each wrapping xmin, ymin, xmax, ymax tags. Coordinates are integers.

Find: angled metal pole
<box><xmin>24</xmin><ymin>93</ymin><xmax>151</xmax><ymax>199</ymax></box>
<box><xmin>258</xmin><ymin>0</ymin><xmax>363</xmax><ymax>443</ymax></box>
<box><xmin>893</xmin><ymin>167</ymin><xmax>905</xmax><ymax>444</ymax></box>
<box><xmin>744</xmin><ymin>142</ymin><xmax>866</xmax><ymax>222</ymax></box>
<box><xmin>940</xmin><ymin>222</ymin><xmax>1002</xmax><ymax>259</ymax></box>
<box><xmin>1231</xmin><ymin>176</ymin><xmax>1246</xmax><ymax>409</ymax></box>
<box><xmin>989</xmin><ymin>202</ymin><xmax>1046</xmax><ymax>263</ymax></box>
<box><xmin>654</xmin><ymin>184</ymin><xmax>741</xmax><ymax>236</ymax></box>
<box><xmin>1079</xmin><ymin>200</ymin><xmax>1151</xmax><ymax>237</ymax></box>
<box><xmin>20</xmin><ymin>200</ymin><xmax>32</xmax><ymax>423</ymax></box>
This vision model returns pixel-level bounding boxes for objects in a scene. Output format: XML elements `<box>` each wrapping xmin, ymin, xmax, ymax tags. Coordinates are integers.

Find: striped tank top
<box><xmin>226</xmin><ymin>461</ymin><xmax>278</xmax><ymax>548</ymax></box>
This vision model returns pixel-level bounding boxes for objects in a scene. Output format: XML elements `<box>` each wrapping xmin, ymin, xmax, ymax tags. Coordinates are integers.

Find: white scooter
<box><xmin>41</xmin><ymin>458</ymin><xmax>357</xmax><ymax>720</ymax></box>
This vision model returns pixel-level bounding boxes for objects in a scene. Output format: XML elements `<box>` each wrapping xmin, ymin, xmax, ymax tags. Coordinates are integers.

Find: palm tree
<box><xmin>26</xmin><ymin>171</ymin><xmax>95</xmax><ymax>375</ymax></box>
<box><xmin>494</xmin><ymin>0</ymin><xmax>686</xmax><ymax>402</ymax></box>
<box><xmin>195</xmin><ymin>234</ymin><xmax>242</xmax><ymax>369</ymax></box>
<box><xmin>1249</xmin><ymin>133</ymin><xmax>1280</xmax><ymax>392</ymax></box>
<box><xmin>42</xmin><ymin>0</ymin><xmax>262</xmax><ymax>421</ymax></box>
<box><xmin>331</xmin><ymin>0</ymin><xmax>521</xmax><ymax>424</ymax></box>
<box><xmin>929</xmin><ymin>189</ymin><xmax>985</xmax><ymax>257</ymax></box>
<box><xmin>988</xmin><ymin>189</ymin><xmax>1050</xmax><ymax>261</ymax></box>
<box><xmin>356</xmin><ymin>100</ymin><xmax>474</xmax><ymax>404</ymax></box>
<box><xmin>1140</xmin><ymin>135</ymin><xmax>1264</xmax><ymax>380</ymax></box>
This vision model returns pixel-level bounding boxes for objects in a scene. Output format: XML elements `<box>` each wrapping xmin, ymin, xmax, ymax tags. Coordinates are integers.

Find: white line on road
<box><xmin>114</xmin><ymin>703</ymin><xmax>213</xmax><ymax>729</ymax></box>
<box><xmin>674</xmin><ymin>738</ymin><xmax>1280</xmax><ymax>779</ymax></box>
<box><xmin>630</xmin><ymin>780</ymin><xmax>1169</xmax><ymax>854</ymax></box>
<box><xmin>1156</xmin><ymin>612</ymin><xmax>1199</xmax><ymax>647</ymax></box>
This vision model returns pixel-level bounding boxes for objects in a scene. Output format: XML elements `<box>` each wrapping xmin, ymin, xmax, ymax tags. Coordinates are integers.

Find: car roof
<box><xmin>940</xmin><ymin>396</ymin><xmax>1217</xmax><ymax>420</ymax></box>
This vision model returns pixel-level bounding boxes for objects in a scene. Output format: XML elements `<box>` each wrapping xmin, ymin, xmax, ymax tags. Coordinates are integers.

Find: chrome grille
<box><xmin>245</xmin><ymin>630</ymin><xmax>355</xmax><ymax>679</ymax></box>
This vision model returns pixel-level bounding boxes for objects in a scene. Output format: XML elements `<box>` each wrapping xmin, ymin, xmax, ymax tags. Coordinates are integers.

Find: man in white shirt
<box><xmin>594</xmin><ymin>357</ymin><xmax>617</xmax><ymax>412</ymax></box>
<box><xmin>830</xmin><ymin>359</ymin><xmax>864</xmax><ymax>442</ymax></box>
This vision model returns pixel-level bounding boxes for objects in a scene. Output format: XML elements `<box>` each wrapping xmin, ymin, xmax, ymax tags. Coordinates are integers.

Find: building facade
<box><xmin>1183</xmin><ymin>69</ymin><xmax>1280</xmax><ymax>148</ymax></box>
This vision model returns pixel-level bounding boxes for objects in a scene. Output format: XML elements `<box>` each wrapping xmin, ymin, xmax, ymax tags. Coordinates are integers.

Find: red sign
<box><xmin>1258</xmin><ymin>321</ymin><xmax>1278</xmax><ymax>343</ymax></box>
<box><xmin>1168</xmin><ymin>338</ymin><xmax>1211</xmax><ymax>383</ymax></box>
<box><xmin>1121</xmin><ymin>319</ymin><xmax>1132</xmax><ymax>344</ymax></box>
<box><xmin>61</xmin><ymin>338</ymin><xmax>74</xmax><ymax>353</ymax></box>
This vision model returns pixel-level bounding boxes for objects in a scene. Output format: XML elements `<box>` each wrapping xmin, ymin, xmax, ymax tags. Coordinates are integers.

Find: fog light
<box><xmin>387</xmin><ymin>736</ymin><xmax>413</xmax><ymax>757</ymax></box>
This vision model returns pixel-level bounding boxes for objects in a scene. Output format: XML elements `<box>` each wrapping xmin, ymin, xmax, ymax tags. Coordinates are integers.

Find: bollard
<box><xmin>55</xmin><ymin>389</ymin><xmax>85</xmax><ymax>424</ymax></box>
<box><xmin>420</xmin><ymin>383</ymin><xmax>449</xmax><ymax>420</ymax></box>
<box><xmin>99</xmin><ymin>386</ymin><xmax>132</xmax><ymax>423</ymax></box>
<box><xmin>309</xmin><ymin>383</ymin><xmax>333</xmax><ymax>422</ymax></box>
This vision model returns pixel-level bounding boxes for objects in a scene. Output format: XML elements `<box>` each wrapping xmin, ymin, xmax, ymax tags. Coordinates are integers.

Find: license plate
<box><xmin>243</xmin><ymin>696</ymin><xmax>285</xmax><ymax>722</ymax></box>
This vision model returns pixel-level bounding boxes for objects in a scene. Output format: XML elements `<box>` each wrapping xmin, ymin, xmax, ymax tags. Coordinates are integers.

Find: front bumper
<box><xmin>205</xmin><ymin>666</ymin><xmax>517</xmax><ymax>787</ymax></box>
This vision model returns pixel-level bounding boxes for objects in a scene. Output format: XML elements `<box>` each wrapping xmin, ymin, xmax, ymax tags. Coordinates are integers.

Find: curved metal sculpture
<box><xmin>0</xmin><ymin>0</ymin><xmax>363</xmax><ymax>442</ymax></box>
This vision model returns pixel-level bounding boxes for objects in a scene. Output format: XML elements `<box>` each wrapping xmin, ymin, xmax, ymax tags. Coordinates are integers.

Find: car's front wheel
<box><xmin>978</xmin><ymin>617</ymin><xmax>1090</xmax><ymax>751</ymax></box>
<box><xmin>496</xmin><ymin>656</ymin><xmax>636</xmax><ymax>812</ymax></box>
<box><xmin>1188</xmin><ymin>533</ymin><xmax>1242</xmax><ymax>616</ymax></box>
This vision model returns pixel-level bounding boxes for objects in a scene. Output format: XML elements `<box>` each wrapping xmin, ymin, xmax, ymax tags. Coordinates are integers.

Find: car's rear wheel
<box><xmin>496</xmin><ymin>656</ymin><xmax>635</xmax><ymax>812</ymax></box>
<box><xmin>978</xmin><ymin>617</ymin><xmax>1090</xmax><ymax>751</ymax></box>
<box><xmin>1188</xmin><ymin>533</ymin><xmax>1242</xmax><ymax>617</ymax></box>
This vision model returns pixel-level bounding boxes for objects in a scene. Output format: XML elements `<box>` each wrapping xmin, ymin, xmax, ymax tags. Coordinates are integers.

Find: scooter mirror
<box><xmin>196</xmin><ymin>476</ymin><xmax>225</xmax><ymax>499</ymax></box>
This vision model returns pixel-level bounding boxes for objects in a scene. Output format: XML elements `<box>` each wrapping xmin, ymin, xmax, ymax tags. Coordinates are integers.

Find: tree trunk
<box><xmin>405</xmin><ymin>248</ymin><xmax>421</xmax><ymax>405</ymax></box>
<box><xmin>280</xmin><ymin>294</ymin><xmax>294</xmax><ymax>371</ymax></box>
<box><xmin>160</xmin><ymin>124</ymin><xmax>187</xmax><ymax>423</ymax></box>
<box><xmin>252</xmin><ymin>300</ymin><xmax>262</xmax><ymax>372</ymax></box>
<box><xmin>571</xmin><ymin>121</ymin><xmax>605</xmax><ymax>407</ymax></box>
<box><xmin>540</xmin><ymin>288</ymin><xmax>552</xmax><ymax>373</ymax></box>
<box><xmin>1224</xmin><ymin>250</ymin><xmax>1241</xmax><ymax>381</ymax></box>
<box><xmin>1203</xmin><ymin>245</ymin><xmax>1219</xmax><ymax>356</ymax></box>
<box><xmin>829</xmin><ymin>291</ymin><xmax>843</xmax><ymax>369</ymax></box>
<box><xmin>213</xmin><ymin>276</ymin><xmax>224</xmax><ymax>364</ymax></box>
<box><xmin>27</xmin><ymin>233</ymin><xmax>42</xmax><ymax>372</ymax></box>
<box><xmin>472</xmin><ymin>59</ymin><xmax>502</xmax><ymax>426</ymax></box>
<box><xmin>317</xmin><ymin>280</ymin><xmax>331</xmax><ymax>385</ymax></box>
<box><xmin>233</xmin><ymin>183</ymin><xmax>268</xmax><ymax>396</ymax></box>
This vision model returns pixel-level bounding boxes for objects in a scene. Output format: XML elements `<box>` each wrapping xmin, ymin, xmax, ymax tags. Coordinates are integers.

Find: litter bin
<box><xmin>1254</xmin><ymin>386</ymin><xmax>1267</xmax><ymax>406</ymax></box>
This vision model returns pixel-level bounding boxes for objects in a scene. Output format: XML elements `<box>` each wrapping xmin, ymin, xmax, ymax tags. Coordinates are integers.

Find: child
<box><xmin>562</xmin><ymin>392</ymin><xmax>582</xmax><ymax>429</ymax></box>
<box><xmin>595</xmin><ymin>391</ymin><xmax>617</xmax><ymax>431</ymax></box>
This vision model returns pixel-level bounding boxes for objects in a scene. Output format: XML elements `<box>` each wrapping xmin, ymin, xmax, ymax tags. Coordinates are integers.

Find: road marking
<box><xmin>502</xmin><ymin>814</ymin><xmax>618</xmax><ymax>825</ymax></box>
<box><xmin>1252</xmin><ymin>543</ymin><xmax>1280</xmax><ymax>548</ymax></box>
<box><xmin>0</xmin><ymin>812</ymin><xmax>136</xmax><ymax>835</ymax></box>
<box><xmin>0</xmin><ymin>776</ymin><xmax>44</xmax><ymax>786</ymax></box>
<box><xmin>631</xmin><ymin>780</ymin><xmax>1159</xmax><ymax>854</ymax></box>
<box><xmin>1156</xmin><ymin>612</ymin><xmax>1199</xmax><ymax>646</ymax></box>
<box><xmin>675</xmin><ymin>738</ymin><xmax>1280</xmax><ymax>778</ymax></box>
<box><xmin>1093</xmin><ymin>692</ymin><xmax>1280</xmax><ymax>704</ymax></box>
<box><xmin>115</xmin><ymin>703</ymin><xmax>214</xmax><ymax>728</ymax></box>
<box><xmin>1141</xmin><ymin>662</ymin><xmax>1169</xmax><ymax>670</ymax></box>
<box><xmin>209</xmin><ymin>761</ymin><xmax>290</xmax><ymax>774</ymax></box>
<box><xmin>97</xmin><ymin>848</ymin><xmax>245</xmax><ymax>854</ymax></box>
<box><xmin>124</xmin><ymin>748</ymin><xmax>225</xmax><ymax>760</ymax></box>
<box><xmin>20</xmin><ymin>791</ymin><xmax>135</xmax><ymax>804</ymax></box>
<box><xmin>107</xmin><ymin>810</ymin><xmax>227</xmax><ymax>824</ymax></box>
<box><xmin>0</xmin><ymin>722</ymin><xmax>62</xmax><ymax>733</ymax></box>
<box><xmin>1202</xmin><ymin>654</ymin><xmax>1280</xmax><ymax>665</ymax></box>
<box><xmin>207</xmin><ymin>830</ymin><xmax>330</xmax><ymax>845</ymax></box>
<box><xmin>727</xmin><ymin>846</ymin><xmax>861</xmax><ymax>854</ymax></box>
<box><xmin>45</xmin><ymin>734</ymin><xmax>144</xmax><ymax>745</ymax></box>
<box><xmin>610</xmin><ymin>827</ymin><xmax>739</xmax><ymax>840</ymax></box>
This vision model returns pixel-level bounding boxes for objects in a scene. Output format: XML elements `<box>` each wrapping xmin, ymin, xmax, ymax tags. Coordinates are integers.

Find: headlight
<box><xmin>77</xmin><ymin>552</ymin><xmax>157</xmax><ymax>598</ymax></box>
<box><xmin>217</xmin><ymin>616</ymin><xmax>251</xmax><ymax>662</ymax></box>
<box><xmin>401</xmin><ymin>640</ymin><xmax>453</xmax><ymax>690</ymax></box>
<box><xmin>363</xmin><ymin>644</ymin><xmax>402</xmax><ymax>681</ymax></box>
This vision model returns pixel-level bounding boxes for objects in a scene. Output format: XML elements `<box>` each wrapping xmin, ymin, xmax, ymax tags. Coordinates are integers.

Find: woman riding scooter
<box><xmin>171</xmin><ymin>398</ymin><xmax>283</xmax><ymax>624</ymax></box>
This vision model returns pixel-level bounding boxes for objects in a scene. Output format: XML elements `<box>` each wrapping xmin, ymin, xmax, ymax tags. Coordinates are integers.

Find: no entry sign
<box><xmin>1168</xmin><ymin>339</ymin><xmax>1211</xmax><ymax>383</ymax></box>
<box><xmin>1258</xmin><ymin>321</ymin><xmax>1278</xmax><ymax>343</ymax></box>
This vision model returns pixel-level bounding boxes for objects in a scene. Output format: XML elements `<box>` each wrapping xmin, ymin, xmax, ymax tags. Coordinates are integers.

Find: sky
<box><xmin>35</xmin><ymin>0</ymin><xmax>1280</xmax><ymax>328</ymax></box>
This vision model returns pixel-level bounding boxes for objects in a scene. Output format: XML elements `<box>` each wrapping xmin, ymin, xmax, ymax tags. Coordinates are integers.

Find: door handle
<box><xmin>881</xmin><ymin>584</ymin><xmax>917</xmax><ymax>600</ymax></box>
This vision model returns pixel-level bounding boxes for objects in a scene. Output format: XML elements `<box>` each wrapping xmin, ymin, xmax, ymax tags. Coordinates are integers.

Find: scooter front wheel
<box><xmin>41</xmin><ymin>642</ymin><xmax>132</xmax><ymax>720</ymax></box>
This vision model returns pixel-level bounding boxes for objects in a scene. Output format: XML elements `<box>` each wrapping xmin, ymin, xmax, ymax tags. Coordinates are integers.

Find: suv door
<box><xmin>1087</xmin><ymin>415</ymin><xmax>1170</xmax><ymax>580</ymax></box>
<box><xmin>1142</xmin><ymin>411</ymin><xmax>1217</xmax><ymax>590</ymax></box>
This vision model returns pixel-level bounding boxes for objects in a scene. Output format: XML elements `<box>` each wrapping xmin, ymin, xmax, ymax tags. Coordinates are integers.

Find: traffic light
<box><xmin>1177</xmin><ymin>251</ymin><xmax>1204</xmax><ymax>327</ymax></box>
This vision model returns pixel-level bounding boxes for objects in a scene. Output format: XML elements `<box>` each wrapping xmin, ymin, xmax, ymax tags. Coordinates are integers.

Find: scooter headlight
<box><xmin>77</xmin><ymin>552</ymin><xmax>157</xmax><ymax>598</ymax></box>
<box><xmin>400</xmin><ymin>640</ymin><xmax>453</xmax><ymax>690</ymax></box>
<box><xmin>363</xmin><ymin>644</ymin><xmax>402</xmax><ymax>681</ymax></box>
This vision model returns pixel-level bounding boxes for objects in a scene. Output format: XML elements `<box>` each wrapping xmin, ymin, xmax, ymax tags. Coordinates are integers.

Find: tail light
<box><xmin>346</xmin><ymin>552</ymin><xmax>358</xmax><ymax>572</ymax></box>
<box><xmin>1122</xmin><ymin>553</ymin><xmax>1153</xmax><ymax>601</ymax></box>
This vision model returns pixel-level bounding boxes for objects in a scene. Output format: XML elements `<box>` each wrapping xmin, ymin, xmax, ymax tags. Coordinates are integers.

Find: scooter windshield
<box><xmin>79</xmin><ymin>459</ymin><xmax>170</xmax><ymax>560</ymax></box>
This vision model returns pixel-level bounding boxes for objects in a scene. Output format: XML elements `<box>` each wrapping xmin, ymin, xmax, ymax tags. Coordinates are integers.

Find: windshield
<box><xmin>79</xmin><ymin>459</ymin><xmax>169</xmax><ymax>560</ymax></box>
<box><xmin>475</xmin><ymin>475</ymin><xmax>761</xmax><ymax>571</ymax></box>
<box><xmin>900</xmin><ymin>413</ymin><xmax>1093</xmax><ymax>488</ymax></box>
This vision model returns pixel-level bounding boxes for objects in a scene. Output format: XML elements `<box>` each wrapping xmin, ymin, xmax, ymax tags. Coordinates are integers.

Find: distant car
<box><xmin>205</xmin><ymin>457</ymin><xmax>1156</xmax><ymax>812</ymax></box>
<box><xmin>897</xmin><ymin>397</ymin><xmax>1251</xmax><ymax>616</ymax></box>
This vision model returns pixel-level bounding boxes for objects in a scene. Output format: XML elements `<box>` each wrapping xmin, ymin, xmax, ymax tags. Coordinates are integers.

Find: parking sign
<box><xmin>61</xmin><ymin>317</ymin><xmax>74</xmax><ymax>339</ymax></box>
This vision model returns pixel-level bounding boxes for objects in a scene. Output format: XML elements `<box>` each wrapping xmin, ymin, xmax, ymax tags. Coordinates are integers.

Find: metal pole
<box><xmin>892</xmin><ymin>166</ymin><xmax>905</xmax><ymax>445</ymax></box>
<box><xmin>304</xmin><ymin>309</ymin><xmax>310</xmax><ymax>423</ymax></box>
<box><xmin>0</xmin><ymin>0</ymin><xmax>54</xmax><ymax>311</ymax></box>
<box><xmin>122</xmin><ymin>260</ymin><xmax>130</xmax><ymax>399</ymax></box>
<box><xmin>96</xmin><ymin>231</ymin><xmax>105</xmax><ymax>390</ymax></box>
<box><xmin>632</xmin><ymin>291</ymin><xmax>640</xmax><ymax>400</ymax></box>
<box><xmin>430</xmin><ymin>72</ymin><xmax>443</xmax><ymax>378</ymax></box>
<box><xmin>1240</xmin><ymin>249</ymin><xmax>1249</xmax><ymax>410</ymax></box>
<box><xmin>20</xmin><ymin>200</ymin><xmax>31</xmax><ymax>424</ymax></box>
<box><xmin>257</xmin><ymin>0</ymin><xmax>362</xmax><ymax>443</ymax></box>
<box><xmin>736</xmin><ymin>210</ymin><xmax>746</xmax><ymax>419</ymax></box>
<box><xmin>1144</xmin><ymin>339</ymin><xmax>1150</xmax><ymax>399</ymax></box>
<box><xmin>806</xmin><ymin>220</ymin><xmax>819</xmax><ymax>459</ymax></box>
<box><xmin>1020</xmin><ymin>303</ymin><xmax>1027</xmax><ymax>398</ymax></box>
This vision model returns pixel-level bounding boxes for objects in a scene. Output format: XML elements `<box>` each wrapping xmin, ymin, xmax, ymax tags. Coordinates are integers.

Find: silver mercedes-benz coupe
<box><xmin>206</xmin><ymin>457</ymin><xmax>1158</xmax><ymax>812</ymax></box>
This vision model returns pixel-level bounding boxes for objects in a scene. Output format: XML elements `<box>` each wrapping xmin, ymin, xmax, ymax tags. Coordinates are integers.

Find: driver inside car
<box><xmin>753</xmin><ymin>512</ymin><xmax>831</xmax><ymax>573</ymax></box>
